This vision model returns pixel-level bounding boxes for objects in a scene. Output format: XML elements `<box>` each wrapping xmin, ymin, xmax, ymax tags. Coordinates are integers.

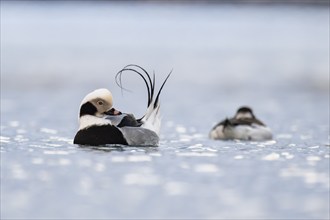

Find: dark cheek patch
<box><xmin>80</xmin><ymin>102</ymin><xmax>97</xmax><ymax>117</ymax></box>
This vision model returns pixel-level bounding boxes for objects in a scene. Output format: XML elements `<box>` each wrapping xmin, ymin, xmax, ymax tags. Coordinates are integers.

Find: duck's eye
<box><xmin>97</xmin><ymin>101</ymin><xmax>104</xmax><ymax>106</ymax></box>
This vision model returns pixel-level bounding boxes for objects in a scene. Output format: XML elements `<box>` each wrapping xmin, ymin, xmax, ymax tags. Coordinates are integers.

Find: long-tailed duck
<box><xmin>74</xmin><ymin>64</ymin><xmax>171</xmax><ymax>146</ymax></box>
<box><xmin>209</xmin><ymin>106</ymin><xmax>273</xmax><ymax>141</ymax></box>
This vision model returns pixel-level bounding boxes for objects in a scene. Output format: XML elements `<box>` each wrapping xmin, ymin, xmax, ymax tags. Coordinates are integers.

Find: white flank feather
<box><xmin>223</xmin><ymin>124</ymin><xmax>273</xmax><ymax>141</ymax></box>
<box><xmin>141</xmin><ymin>101</ymin><xmax>161</xmax><ymax>136</ymax></box>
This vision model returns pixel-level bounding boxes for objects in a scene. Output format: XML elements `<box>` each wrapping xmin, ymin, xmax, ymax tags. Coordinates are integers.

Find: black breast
<box><xmin>73</xmin><ymin>125</ymin><xmax>128</xmax><ymax>146</ymax></box>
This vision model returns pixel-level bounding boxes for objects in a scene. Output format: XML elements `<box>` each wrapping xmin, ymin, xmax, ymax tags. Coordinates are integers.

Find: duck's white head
<box><xmin>79</xmin><ymin>88</ymin><xmax>114</xmax><ymax>118</ymax></box>
<box><xmin>234</xmin><ymin>106</ymin><xmax>255</xmax><ymax>119</ymax></box>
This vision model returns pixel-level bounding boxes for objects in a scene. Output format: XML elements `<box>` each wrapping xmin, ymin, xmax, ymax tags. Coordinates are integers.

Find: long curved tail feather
<box><xmin>115</xmin><ymin>65</ymin><xmax>171</xmax><ymax>135</ymax></box>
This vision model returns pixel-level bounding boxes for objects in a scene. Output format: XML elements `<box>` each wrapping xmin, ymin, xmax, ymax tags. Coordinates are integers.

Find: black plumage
<box><xmin>74</xmin><ymin>125</ymin><xmax>128</xmax><ymax>146</ymax></box>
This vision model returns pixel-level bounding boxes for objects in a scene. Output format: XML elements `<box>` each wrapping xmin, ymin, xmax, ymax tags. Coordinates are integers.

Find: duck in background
<box><xmin>209</xmin><ymin>106</ymin><xmax>273</xmax><ymax>141</ymax></box>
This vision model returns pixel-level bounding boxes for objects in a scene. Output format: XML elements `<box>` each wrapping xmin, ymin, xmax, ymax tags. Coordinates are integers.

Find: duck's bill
<box><xmin>105</xmin><ymin>108</ymin><xmax>122</xmax><ymax>116</ymax></box>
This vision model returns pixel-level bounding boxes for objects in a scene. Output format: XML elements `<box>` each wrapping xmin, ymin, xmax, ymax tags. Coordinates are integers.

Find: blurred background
<box><xmin>2</xmin><ymin>0</ymin><xmax>329</xmax><ymax>127</ymax></box>
<box><xmin>1</xmin><ymin>0</ymin><xmax>329</xmax><ymax>219</ymax></box>
<box><xmin>2</xmin><ymin>1</ymin><xmax>329</xmax><ymax>114</ymax></box>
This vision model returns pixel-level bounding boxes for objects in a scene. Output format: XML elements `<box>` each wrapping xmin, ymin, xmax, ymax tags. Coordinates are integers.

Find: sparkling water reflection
<box><xmin>1</xmin><ymin>115</ymin><xmax>329</xmax><ymax>219</ymax></box>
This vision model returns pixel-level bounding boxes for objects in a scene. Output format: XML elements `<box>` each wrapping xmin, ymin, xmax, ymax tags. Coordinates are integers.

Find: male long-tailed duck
<box><xmin>209</xmin><ymin>106</ymin><xmax>273</xmax><ymax>141</ymax></box>
<box><xmin>74</xmin><ymin>64</ymin><xmax>171</xmax><ymax>146</ymax></box>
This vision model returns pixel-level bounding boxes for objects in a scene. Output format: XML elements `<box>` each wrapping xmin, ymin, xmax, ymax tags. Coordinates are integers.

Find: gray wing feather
<box><xmin>120</xmin><ymin>127</ymin><xmax>159</xmax><ymax>146</ymax></box>
<box><xmin>105</xmin><ymin>113</ymin><xmax>141</xmax><ymax>127</ymax></box>
<box><xmin>104</xmin><ymin>114</ymin><xmax>126</xmax><ymax>126</ymax></box>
